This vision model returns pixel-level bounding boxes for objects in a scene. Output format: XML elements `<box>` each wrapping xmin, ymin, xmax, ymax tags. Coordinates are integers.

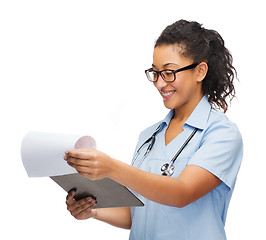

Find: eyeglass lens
<box><xmin>146</xmin><ymin>70</ymin><xmax>175</xmax><ymax>82</ymax></box>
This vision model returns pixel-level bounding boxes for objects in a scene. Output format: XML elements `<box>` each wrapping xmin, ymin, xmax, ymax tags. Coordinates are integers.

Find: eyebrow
<box><xmin>152</xmin><ymin>63</ymin><xmax>179</xmax><ymax>69</ymax></box>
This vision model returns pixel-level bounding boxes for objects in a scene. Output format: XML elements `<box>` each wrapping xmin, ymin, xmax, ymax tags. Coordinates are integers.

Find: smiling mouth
<box><xmin>160</xmin><ymin>90</ymin><xmax>176</xmax><ymax>99</ymax></box>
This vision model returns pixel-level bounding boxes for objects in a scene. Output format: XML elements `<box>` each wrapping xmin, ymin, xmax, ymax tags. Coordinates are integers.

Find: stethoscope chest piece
<box><xmin>161</xmin><ymin>163</ymin><xmax>175</xmax><ymax>176</ymax></box>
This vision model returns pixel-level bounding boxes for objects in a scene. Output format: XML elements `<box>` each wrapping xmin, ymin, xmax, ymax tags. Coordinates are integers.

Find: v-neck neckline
<box><xmin>163</xmin><ymin>126</ymin><xmax>187</xmax><ymax>148</ymax></box>
<box><xmin>164</xmin><ymin>128</ymin><xmax>184</xmax><ymax>147</ymax></box>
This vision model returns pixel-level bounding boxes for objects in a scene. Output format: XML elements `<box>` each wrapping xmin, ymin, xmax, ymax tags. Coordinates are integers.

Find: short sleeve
<box><xmin>188</xmin><ymin>121</ymin><xmax>243</xmax><ymax>190</ymax></box>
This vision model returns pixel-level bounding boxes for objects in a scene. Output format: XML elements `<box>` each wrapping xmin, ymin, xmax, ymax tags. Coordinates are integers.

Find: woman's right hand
<box><xmin>66</xmin><ymin>190</ymin><xmax>97</xmax><ymax>220</ymax></box>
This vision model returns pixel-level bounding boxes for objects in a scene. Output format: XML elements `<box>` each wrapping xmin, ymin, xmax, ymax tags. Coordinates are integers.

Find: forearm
<box><xmin>109</xmin><ymin>160</ymin><xmax>188</xmax><ymax>208</ymax></box>
<box><xmin>108</xmin><ymin>159</ymin><xmax>221</xmax><ymax>208</ymax></box>
<box><xmin>94</xmin><ymin>207</ymin><xmax>132</xmax><ymax>229</ymax></box>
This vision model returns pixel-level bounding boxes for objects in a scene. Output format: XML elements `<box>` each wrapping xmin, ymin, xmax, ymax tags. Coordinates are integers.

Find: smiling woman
<box><xmin>64</xmin><ymin>20</ymin><xmax>243</xmax><ymax>240</ymax></box>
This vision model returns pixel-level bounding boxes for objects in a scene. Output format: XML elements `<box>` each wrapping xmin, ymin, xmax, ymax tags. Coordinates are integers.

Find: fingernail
<box><xmin>68</xmin><ymin>188</ymin><xmax>77</xmax><ymax>194</ymax></box>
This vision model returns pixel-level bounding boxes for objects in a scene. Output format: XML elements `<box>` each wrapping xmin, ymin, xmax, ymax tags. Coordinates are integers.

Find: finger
<box><xmin>66</xmin><ymin>149</ymin><xmax>97</xmax><ymax>160</ymax></box>
<box><xmin>71</xmin><ymin>200</ymin><xmax>97</xmax><ymax>217</ymax></box>
<box><xmin>66</xmin><ymin>156</ymin><xmax>92</xmax><ymax>167</ymax></box>
<box><xmin>74</xmin><ymin>207</ymin><xmax>97</xmax><ymax>220</ymax></box>
<box><xmin>66</xmin><ymin>189</ymin><xmax>76</xmax><ymax>205</ymax></box>
<box><xmin>68</xmin><ymin>164</ymin><xmax>95</xmax><ymax>175</ymax></box>
<box><xmin>67</xmin><ymin>196</ymin><xmax>95</xmax><ymax>210</ymax></box>
<box><xmin>68</xmin><ymin>197</ymin><xmax>96</xmax><ymax>214</ymax></box>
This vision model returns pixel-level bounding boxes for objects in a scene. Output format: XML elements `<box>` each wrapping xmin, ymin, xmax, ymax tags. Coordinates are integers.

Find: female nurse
<box><xmin>64</xmin><ymin>20</ymin><xmax>243</xmax><ymax>240</ymax></box>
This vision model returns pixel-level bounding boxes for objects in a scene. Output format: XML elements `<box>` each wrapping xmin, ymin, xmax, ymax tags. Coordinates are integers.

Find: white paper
<box><xmin>21</xmin><ymin>131</ymin><xmax>96</xmax><ymax>177</ymax></box>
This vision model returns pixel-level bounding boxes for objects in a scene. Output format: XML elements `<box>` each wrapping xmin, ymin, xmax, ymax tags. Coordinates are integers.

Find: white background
<box><xmin>0</xmin><ymin>0</ymin><xmax>265</xmax><ymax>239</ymax></box>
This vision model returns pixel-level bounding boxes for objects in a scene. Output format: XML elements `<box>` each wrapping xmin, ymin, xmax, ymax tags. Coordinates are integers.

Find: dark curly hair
<box><xmin>155</xmin><ymin>20</ymin><xmax>237</xmax><ymax>112</ymax></box>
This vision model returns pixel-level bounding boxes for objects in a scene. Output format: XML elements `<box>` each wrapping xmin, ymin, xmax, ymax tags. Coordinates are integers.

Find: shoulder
<box><xmin>204</xmin><ymin>108</ymin><xmax>242</xmax><ymax>144</ymax></box>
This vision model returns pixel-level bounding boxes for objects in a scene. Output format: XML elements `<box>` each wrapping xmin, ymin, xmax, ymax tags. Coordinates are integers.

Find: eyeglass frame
<box><xmin>145</xmin><ymin>63</ymin><xmax>198</xmax><ymax>82</ymax></box>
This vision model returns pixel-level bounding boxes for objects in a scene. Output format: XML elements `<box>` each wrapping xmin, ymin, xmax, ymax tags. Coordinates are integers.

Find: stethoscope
<box><xmin>132</xmin><ymin>123</ymin><xmax>198</xmax><ymax>177</ymax></box>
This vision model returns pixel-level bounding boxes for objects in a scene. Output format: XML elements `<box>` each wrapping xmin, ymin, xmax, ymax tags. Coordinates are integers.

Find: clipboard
<box><xmin>50</xmin><ymin>173</ymin><xmax>144</xmax><ymax>208</ymax></box>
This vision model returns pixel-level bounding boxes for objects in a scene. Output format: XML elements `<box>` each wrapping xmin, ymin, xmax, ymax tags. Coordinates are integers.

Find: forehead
<box><xmin>152</xmin><ymin>44</ymin><xmax>189</xmax><ymax>67</ymax></box>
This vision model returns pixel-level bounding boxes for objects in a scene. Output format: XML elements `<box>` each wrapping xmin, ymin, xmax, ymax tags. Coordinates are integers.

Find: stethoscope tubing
<box><xmin>170</xmin><ymin>128</ymin><xmax>198</xmax><ymax>166</ymax></box>
<box><xmin>134</xmin><ymin>132</ymin><xmax>157</xmax><ymax>168</ymax></box>
<box><xmin>132</xmin><ymin>124</ymin><xmax>198</xmax><ymax>176</ymax></box>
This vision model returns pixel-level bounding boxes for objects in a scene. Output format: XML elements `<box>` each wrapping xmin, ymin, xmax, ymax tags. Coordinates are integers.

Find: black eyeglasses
<box><xmin>145</xmin><ymin>63</ymin><xmax>198</xmax><ymax>82</ymax></box>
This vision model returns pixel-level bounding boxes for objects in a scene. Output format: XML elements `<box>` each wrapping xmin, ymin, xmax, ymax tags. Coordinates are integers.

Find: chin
<box><xmin>163</xmin><ymin>100</ymin><xmax>179</xmax><ymax>110</ymax></box>
<box><xmin>163</xmin><ymin>97</ymin><xmax>187</xmax><ymax>111</ymax></box>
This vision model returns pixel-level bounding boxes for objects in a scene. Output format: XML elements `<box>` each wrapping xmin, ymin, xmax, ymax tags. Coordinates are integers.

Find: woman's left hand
<box><xmin>64</xmin><ymin>148</ymin><xmax>115</xmax><ymax>180</ymax></box>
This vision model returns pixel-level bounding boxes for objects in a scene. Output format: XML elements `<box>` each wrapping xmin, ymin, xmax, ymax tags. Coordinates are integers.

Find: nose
<box><xmin>153</xmin><ymin>74</ymin><xmax>168</xmax><ymax>89</ymax></box>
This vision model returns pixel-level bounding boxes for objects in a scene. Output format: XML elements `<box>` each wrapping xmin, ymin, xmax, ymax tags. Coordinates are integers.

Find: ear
<box><xmin>196</xmin><ymin>62</ymin><xmax>208</xmax><ymax>83</ymax></box>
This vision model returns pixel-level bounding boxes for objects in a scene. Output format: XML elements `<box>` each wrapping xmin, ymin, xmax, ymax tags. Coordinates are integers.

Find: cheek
<box><xmin>174</xmin><ymin>75</ymin><xmax>197</xmax><ymax>93</ymax></box>
<box><xmin>173</xmin><ymin>77</ymin><xmax>190</xmax><ymax>93</ymax></box>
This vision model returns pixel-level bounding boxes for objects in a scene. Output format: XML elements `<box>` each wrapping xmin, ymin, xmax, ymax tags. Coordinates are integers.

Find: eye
<box><xmin>161</xmin><ymin>70</ymin><xmax>175</xmax><ymax>81</ymax></box>
<box><xmin>164</xmin><ymin>70</ymin><xmax>174</xmax><ymax>76</ymax></box>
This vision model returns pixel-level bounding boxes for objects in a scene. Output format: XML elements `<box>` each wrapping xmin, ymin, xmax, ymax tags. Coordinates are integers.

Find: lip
<box><xmin>159</xmin><ymin>90</ymin><xmax>176</xmax><ymax>100</ymax></box>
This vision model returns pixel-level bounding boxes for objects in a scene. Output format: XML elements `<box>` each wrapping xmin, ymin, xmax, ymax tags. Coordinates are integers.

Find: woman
<box><xmin>64</xmin><ymin>20</ymin><xmax>243</xmax><ymax>239</ymax></box>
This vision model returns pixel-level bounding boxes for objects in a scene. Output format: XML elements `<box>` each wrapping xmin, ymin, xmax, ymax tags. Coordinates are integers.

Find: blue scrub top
<box><xmin>130</xmin><ymin>95</ymin><xmax>243</xmax><ymax>240</ymax></box>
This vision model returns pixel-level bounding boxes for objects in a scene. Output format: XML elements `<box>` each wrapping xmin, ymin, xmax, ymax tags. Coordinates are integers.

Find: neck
<box><xmin>173</xmin><ymin>94</ymin><xmax>204</xmax><ymax>123</ymax></box>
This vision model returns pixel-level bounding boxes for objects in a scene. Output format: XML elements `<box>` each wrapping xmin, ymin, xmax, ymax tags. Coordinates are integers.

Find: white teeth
<box><xmin>160</xmin><ymin>91</ymin><xmax>175</xmax><ymax>97</ymax></box>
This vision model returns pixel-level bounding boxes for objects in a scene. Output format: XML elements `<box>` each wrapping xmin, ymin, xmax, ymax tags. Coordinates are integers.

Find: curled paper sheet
<box><xmin>21</xmin><ymin>132</ymin><xmax>96</xmax><ymax>177</ymax></box>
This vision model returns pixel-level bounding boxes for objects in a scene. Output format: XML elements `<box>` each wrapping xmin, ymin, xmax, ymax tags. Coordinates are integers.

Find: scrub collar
<box><xmin>161</xmin><ymin>95</ymin><xmax>211</xmax><ymax>131</ymax></box>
